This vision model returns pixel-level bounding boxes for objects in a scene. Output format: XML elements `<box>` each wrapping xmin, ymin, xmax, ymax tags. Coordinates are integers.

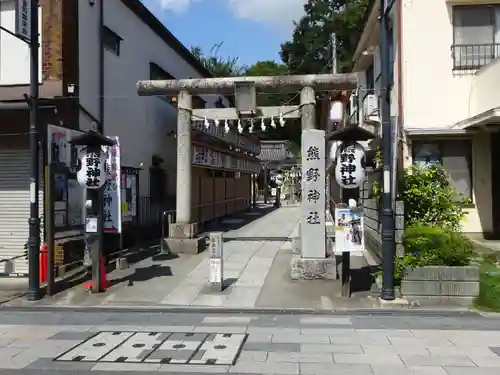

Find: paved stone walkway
<box><xmin>222</xmin><ymin>206</ymin><xmax>301</xmax><ymax>239</ymax></box>
<box><xmin>3</xmin><ymin>205</ymin><xmax>376</xmax><ymax>310</ymax></box>
<box><xmin>0</xmin><ymin>309</ymin><xmax>498</xmax><ymax>374</ymax></box>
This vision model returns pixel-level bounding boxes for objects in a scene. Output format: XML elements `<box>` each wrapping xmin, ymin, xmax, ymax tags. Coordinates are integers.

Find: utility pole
<box><xmin>379</xmin><ymin>0</ymin><xmax>396</xmax><ymax>301</ymax></box>
<box><xmin>27</xmin><ymin>0</ymin><xmax>41</xmax><ymax>301</ymax></box>
<box><xmin>326</xmin><ymin>33</ymin><xmax>337</xmax><ymax>214</ymax></box>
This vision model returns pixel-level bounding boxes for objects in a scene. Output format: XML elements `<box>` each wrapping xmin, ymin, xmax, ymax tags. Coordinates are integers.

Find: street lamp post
<box><xmin>379</xmin><ymin>0</ymin><xmax>396</xmax><ymax>301</ymax></box>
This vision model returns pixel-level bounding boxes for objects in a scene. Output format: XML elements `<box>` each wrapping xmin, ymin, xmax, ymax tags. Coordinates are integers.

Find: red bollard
<box><xmin>83</xmin><ymin>255</ymin><xmax>109</xmax><ymax>292</ymax></box>
<box><xmin>100</xmin><ymin>255</ymin><xmax>109</xmax><ymax>290</ymax></box>
<box><xmin>39</xmin><ymin>243</ymin><xmax>47</xmax><ymax>285</ymax></box>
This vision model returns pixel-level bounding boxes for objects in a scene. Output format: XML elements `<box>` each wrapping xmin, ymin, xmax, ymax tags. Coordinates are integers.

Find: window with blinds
<box><xmin>412</xmin><ymin>139</ymin><xmax>473</xmax><ymax>201</ymax></box>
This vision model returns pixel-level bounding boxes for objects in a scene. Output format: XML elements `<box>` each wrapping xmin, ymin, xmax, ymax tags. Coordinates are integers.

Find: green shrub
<box><xmin>476</xmin><ymin>272</ymin><xmax>500</xmax><ymax>311</ymax></box>
<box><xmin>403</xmin><ymin>164</ymin><xmax>467</xmax><ymax>231</ymax></box>
<box><xmin>395</xmin><ymin>223</ymin><xmax>474</xmax><ymax>280</ymax></box>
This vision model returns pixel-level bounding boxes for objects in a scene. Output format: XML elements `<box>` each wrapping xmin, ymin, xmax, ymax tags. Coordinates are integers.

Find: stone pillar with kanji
<box><xmin>291</xmin><ymin>129</ymin><xmax>336</xmax><ymax>280</ymax></box>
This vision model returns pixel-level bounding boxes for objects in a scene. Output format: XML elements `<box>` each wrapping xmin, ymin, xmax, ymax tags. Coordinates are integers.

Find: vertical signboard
<box><xmin>300</xmin><ymin>130</ymin><xmax>326</xmax><ymax>258</ymax></box>
<box><xmin>103</xmin><ymin>137</ymin><xmax>122</xmax><ymax>233</ymax></box>
<box><xmin>15</xmin><ymin>0</ymin><xmax>31</xmax><ymax>41</ymax></box>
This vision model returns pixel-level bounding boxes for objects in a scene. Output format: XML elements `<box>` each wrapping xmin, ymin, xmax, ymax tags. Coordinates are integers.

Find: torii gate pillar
<box><xmin>166</xmin><ymin>91</ymin><xmax>204</xmax><ymax>254</ymax></box>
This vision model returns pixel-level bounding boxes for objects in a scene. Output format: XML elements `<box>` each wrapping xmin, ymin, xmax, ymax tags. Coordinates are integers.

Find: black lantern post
<box><xmin>328</xmin><ymin>125</ymin><xmax>375</xmax><ymax>297</ymax></box>
<box><xmin>70</xmin><ymin>130</ymin><xmax>116</xmax><ymax>293</ymax></box>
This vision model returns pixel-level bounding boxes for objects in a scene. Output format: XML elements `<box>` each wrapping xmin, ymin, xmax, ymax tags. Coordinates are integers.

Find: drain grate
<box><xmin>54</xmin><ymin>331</ymin><xmax>247</xmax><ymax>365</ymax></box>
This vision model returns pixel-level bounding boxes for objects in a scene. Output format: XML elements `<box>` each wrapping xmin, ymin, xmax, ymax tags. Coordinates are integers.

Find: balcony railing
<box><xmin>452</xmin><ymin>43</ymin><xmax>500</xmax><ymax>70</ymax></box>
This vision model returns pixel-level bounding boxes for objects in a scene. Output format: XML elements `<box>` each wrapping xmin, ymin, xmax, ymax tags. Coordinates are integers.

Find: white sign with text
<box><xmin>103</xmin><ymin>137</ymin><xmax>122</xmax><ymax>233</ymax></box>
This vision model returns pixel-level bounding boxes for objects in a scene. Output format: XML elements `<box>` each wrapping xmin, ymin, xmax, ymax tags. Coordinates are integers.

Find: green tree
<box><xmin>190</xmin><ymin>43</ymin><xmax>246</xmax><ymax>77</ymax></box>
<box><xmin>280</xmin><ymin>0</ymin><xmax>371</xmax><ymax>74</ymax></box>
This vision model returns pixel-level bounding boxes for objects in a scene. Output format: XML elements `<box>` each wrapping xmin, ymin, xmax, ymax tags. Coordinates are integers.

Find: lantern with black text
<box><xmin>334</xmin><ymin>141</ymin><xmax>365</xmax><ymax>189</ymax></box>
<box><xmin>77</xmin><ymin>148</ymin><xmax>107</xmax><ymax>189</ymax></box>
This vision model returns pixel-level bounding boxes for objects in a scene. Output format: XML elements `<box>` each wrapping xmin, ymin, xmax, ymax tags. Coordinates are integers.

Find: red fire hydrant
<box><xmin>39</xmin><ymin>243</ymin><xmax>48</xmax><ymax>285</ymax></box>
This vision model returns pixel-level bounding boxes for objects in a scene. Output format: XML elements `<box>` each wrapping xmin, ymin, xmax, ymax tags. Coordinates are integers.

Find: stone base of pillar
<box><xmin>169</xmin><ymin>222</ymin><xmax>199</xmax><ymax>238</ymax></box>
<box><xmin>290</xmin><ymin>256</ymin><xmax>337</xmax><ymax>280</ymax></box>
<box><xmin>166</xmin><ymin>222</ymin><xmax>204</xmax><ymax>254</ymax></box>
<box><xmin>164</xmin><ymin>237</ymin><xmax>205</xmax><ymax>255</ymax></box>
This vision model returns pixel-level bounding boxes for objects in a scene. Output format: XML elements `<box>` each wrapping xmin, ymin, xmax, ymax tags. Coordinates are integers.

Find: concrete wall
<box><xmin>470</xmin><ymin>59</ymin><xmax>500</xmax><ymax>116</ymax></box>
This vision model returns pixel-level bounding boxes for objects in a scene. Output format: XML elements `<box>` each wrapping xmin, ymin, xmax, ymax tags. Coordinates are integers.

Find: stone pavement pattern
<box><xmin>0</xmin><ymin>309</ymin><xmax>499</xmax><ymax>374</ymax></box>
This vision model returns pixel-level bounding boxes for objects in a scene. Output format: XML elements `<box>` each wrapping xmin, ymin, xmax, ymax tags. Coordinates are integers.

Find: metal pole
<box><xmin>27</xmin><ymin>0</ymin><xmax>41</xmax><ymax>301</ymax></box>
<box><xmin>45</xmin><ymin>165</ymin><xmax>55</xmax><ymax>296</ymax></box>
<box><xmin>252</xmin><ymin>173</ymin><xmax>257</xmax><ymax>208</ymax></box>
<box><xmin>327</xmin><ymin>33</ymin><xmax>337</xmax><ymax>214</ymax></box>
<box><xmin>263</xmin><ymin>166</ymin><xmax>268</xmax><ymax>204</ymax></box>
<box><xmin>380</xmin><ymin>0</ymin><xmax>396</xmax><ymax>301</ymax></box>
<box><xmin>160</xmin><ymin>211</ymin><xmax>166</xmax><ymax>253</ymax></box>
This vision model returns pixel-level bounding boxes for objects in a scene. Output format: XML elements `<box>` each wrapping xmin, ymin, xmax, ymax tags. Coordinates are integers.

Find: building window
<box><xmin>149</xmin><ymin>62</ymin><xmax>176</xmax><ymax>105</ymax></box>
<box><xmin>103</xmin><ymin>26</ymin><xmax>121</xmax><ymax>55</ymax></box>
<box><xmin>452</xmin><ymin>5</ymin><xmax>500</xmax><ymax>70</ymax></box>
<box><xmin>412</xmin><ymin>139</ymin><xmax>473</xmax><ymax>201</ymax></box>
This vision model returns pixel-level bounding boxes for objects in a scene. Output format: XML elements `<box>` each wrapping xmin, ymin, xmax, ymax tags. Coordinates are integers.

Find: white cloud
<box><xmin>149</xmin><ymin>0</ymin><xmax>307</xmax><ymax>29</ymax></box>
<box><xmin>156</xmin><ymin>0</ymin><xmax>199</xmax><ymax>13</ymax></box>
<box><xmin>227</xmin><ymin>0</ymin><xmax>307</xmax><ymax>30</ymax></box>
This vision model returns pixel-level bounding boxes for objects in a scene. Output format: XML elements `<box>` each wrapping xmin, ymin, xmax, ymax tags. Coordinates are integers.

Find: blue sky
<box><xmin>141</xmin><ymin>0</ymin><xmax>307</xmax><ymax>66</ymax></box>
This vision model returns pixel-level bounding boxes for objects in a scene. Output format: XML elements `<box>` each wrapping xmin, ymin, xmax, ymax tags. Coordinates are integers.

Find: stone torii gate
<box><xmin>136</xmin><ymin>74</ymin><xmax>358</xmax><ymax>264</ymax></box>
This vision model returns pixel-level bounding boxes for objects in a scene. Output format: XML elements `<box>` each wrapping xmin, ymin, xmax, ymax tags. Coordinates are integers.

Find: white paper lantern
<box><xmin>334</xmin><ymin>141</ymin><xmax>365</xmax><ymax>189</ymax></box>
<box><xmin>77</xmin><ymin>149</ymin><xmax>107</xmax><ymax>189</ymax></box>
<box><xmin>327</xmin><ymin>101</ymin><xmax>344</xmax><ymax>133</ymax></box>
<box><xmin>329</xmin><ymin>101</ymin><xmax>344</xmax><ymax>122</ymax></box>
<box><xmin>275</xmin><ymin>173</ymin><xmax>283</xmax><ymax>186</ymax></box>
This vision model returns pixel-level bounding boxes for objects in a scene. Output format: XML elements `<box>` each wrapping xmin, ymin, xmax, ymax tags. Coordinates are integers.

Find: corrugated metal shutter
<box><xmin>0</xmin><ymin>150</ymin><xmax>44</xmax><ymax>276</ymax></box>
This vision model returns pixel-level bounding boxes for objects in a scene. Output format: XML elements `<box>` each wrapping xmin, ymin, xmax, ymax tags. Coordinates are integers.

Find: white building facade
<box><xmin>351</xmin><ymin>0</ymin><xmax>500</xmax><ymax>237</ymax></box>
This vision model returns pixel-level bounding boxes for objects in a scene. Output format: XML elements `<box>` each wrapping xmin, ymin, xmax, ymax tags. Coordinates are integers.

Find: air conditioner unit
<box><xmin>363</xmin><ymin>94</ymin><xmax>378</xmax><ymax>117</ymax></box>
